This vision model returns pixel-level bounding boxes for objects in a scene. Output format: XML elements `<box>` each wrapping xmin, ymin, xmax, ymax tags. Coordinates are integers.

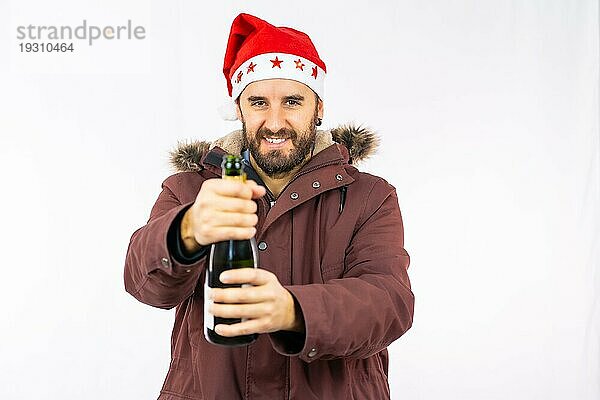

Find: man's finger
<box><xmin>211</xmin><ymin>285</ymin><xmax>265</xmax><ymax>304</ymax></box>
<box><xmin>211</xmin><ymin>179</ymin><xmax>263</xmax><ymax>200</ymax></box>
<box><xmin>212</xmin><ymin>197</ymin><xmax>258</xmax><ymax>214</ymax></box>
<box><xmin>250</xmin><ymin>183</ymin><xmax>266</xmax><ymax>199</ymax></box>
<box><xmin>209</xmin><ymin>210</ymin><xmax>258</xmax><ymax>228</ymax></box>
<box><xmin>215</xmin><ymin>319</ymin><xmax>265</xmax><ymax>337</ymax></box>
<box><xmin>209</xmin><ymin>302</ymin><xmax>265</xmax><ymax>319</ymax></box>
<box><xmin>220</xmin><ymin>268</ymin><xmax>272</xmax><ymax>286</ymax></box>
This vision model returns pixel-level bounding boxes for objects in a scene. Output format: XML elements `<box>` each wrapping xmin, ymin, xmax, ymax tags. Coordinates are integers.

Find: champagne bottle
<box><xmin>204</xmin><ymin>154</ymin><xmax>259</xmax><ymax>347</ymax></box>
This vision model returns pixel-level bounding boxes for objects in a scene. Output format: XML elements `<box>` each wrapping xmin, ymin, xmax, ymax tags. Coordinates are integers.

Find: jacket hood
<box><xmin>169</xmin><ymin>124</ymin><xmax>379</xmax><ymax>173</ymax></box>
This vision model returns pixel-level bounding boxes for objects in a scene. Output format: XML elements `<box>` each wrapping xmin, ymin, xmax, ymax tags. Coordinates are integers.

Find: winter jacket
<box><xmin>123</xmin><ymin>125</ymin><xmax>414</xmax><ymax>400</ymax></box>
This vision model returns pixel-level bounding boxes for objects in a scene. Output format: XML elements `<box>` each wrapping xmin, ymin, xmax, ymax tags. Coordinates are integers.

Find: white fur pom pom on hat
<box><xmin>218</xmin><ymin>99</ymin><xmax>238</xmax><ymax>121</ymax></box>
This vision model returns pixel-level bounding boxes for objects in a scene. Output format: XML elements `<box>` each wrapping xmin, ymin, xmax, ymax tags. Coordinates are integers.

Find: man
<box><xmin>124</xmin><ymin>13</ymin><xmax>414</xmax><ymax>400</ymax></box>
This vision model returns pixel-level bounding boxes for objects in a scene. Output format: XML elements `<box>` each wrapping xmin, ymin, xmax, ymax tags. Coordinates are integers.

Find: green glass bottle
<box><xmin>204</xmin><ymin>154</ymin><xmax>259</xmax><ymax>346</ymax></box>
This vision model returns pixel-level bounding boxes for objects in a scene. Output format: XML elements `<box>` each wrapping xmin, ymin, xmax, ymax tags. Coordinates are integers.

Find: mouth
<box><xmin>261</xmin><ymin>135</ymin><xmax>291</xmax><ymax>150</ymax></box>
<box><xmin>265</xmin><ymin>137</ymin><xmax>287</xmax><ymax>144</ymax></box>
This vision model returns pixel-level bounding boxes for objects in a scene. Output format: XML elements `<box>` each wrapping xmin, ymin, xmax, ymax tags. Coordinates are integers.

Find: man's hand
<box><xmin>208</xmin><ymin>268</ymin><xmax>305</xmax><ymax>336</ymax></box>
<box><xmin>180</xmin><ymin>178</ymin><xmax>266</xmax><ymax>253</ymax></box>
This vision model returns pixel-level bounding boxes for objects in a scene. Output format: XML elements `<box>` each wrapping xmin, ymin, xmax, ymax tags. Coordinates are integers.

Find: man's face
<box><xmin>237</xmin><ymin>79</ymin><xmax>324</xmax><ymax>178</ymax></box>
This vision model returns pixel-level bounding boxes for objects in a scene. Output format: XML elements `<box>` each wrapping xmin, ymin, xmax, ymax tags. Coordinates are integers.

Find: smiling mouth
<box><xmin>265</xmin><ymin>137</ymin><xmax>287</xmax><ymax>144</ymax></box>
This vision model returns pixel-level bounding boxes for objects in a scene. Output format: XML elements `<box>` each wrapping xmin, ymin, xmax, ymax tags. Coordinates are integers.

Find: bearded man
<box><xmin>124</xmin><ymin>13</ymin><xmax>414</xmax><ymax>400</ymax></box>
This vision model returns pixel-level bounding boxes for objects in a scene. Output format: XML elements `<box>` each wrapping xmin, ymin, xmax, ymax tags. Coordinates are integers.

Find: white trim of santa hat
<box><xmin>219</xmin><ymin>13</ymin><xmax>327</xmax><ymax>121</ymax></box>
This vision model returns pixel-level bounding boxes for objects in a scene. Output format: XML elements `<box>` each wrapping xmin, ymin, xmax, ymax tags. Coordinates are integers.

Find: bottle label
<box><xmin>204</xmin><ymin>274</ymin><xmax>214</xmax><ymax>331</ymax></box>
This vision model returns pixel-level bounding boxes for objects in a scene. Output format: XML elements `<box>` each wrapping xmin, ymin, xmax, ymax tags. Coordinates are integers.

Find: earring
<box><xmin>315</xmin><ymin>118</ymin><xmax>322</xmax><ymax>126</ymax></box>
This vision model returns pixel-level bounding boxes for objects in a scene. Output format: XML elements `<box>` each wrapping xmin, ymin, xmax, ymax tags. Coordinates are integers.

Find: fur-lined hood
<box><xmin>169</xmin><ymin>124</ymin><xmax>379</xmax><ymax>173</ymax></box>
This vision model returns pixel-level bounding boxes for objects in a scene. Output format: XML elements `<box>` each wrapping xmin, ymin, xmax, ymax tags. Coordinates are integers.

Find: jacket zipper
<box><xmin>285</xmin><ymin>206</ymin><xmax>294</xmax><ymax>400</ymax></box>
<box><xmin>241</xmin><ymin>158</ymin><xmax>277</xmax><ymax>205</ymax></box>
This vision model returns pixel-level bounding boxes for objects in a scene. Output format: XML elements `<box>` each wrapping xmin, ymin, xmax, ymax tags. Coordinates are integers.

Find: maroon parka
<box><xmin>124</xmin><ymin>125</ymin><xmax>414</xmax><ymax>400</ymax></box>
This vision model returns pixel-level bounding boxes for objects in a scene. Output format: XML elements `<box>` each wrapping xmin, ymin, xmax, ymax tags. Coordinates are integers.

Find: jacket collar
<box><xmin>168</xmin><ymin>124</ymin><xmax>380</xmax><ymax>173</ymax></box>
<box><xmin>168</xmin><ymin>125</ymin><xmax>376</xmax><ymax>232</ymax></box>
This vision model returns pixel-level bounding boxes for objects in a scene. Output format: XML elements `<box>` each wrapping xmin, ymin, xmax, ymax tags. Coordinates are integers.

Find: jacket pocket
<box><xmin>186</xmin><ymin>269</ymin><xmax>208</xmax><ymax>348</ymax></box>
<box><xmin>160</xmin><ymin>357</ymin><xmax>201</xmax><ymax>399</ymax></box>
<box><xmin>348</xmin><ymin>355</ymin><xmax>391</xmax><ymax>399</ymax></box>
<box><xmin>187</xmin><ymin>291</ymin><xmax>205</xmax><ymax>348</ymax></box>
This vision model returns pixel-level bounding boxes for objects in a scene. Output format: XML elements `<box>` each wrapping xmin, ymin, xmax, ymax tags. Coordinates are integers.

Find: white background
<box><xmin>0</xmin><ymin>1</ymin><xmax>598</xmax><ymax>399</ymax></box>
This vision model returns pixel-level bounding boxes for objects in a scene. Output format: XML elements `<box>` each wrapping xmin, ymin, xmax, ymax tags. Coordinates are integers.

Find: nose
<box><xmin>263</xmin><ymin>104</ymin><xmax>285</xmax><ymax>133</ymax></box>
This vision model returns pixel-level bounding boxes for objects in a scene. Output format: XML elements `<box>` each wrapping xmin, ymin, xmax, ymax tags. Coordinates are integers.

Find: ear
<box><xmin>235</xmin><ymin>98</ymin><xmax>243</xmax><ymax>121</ymax></box>
<box><xmin>317</xmin><ymin>99</ymin><xmax>324</xmax><ymax>119</ymax></box>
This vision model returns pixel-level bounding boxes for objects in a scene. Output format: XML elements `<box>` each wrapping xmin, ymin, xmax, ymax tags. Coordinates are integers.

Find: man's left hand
<box><xmin>208</xmin><ymin>268</ymin><xmax>304</xmax><ymax>337</ymax></box>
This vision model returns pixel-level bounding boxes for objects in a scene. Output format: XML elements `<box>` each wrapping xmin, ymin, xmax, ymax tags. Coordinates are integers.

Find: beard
<box><xmin>242</xmin><ymin>116</ymin><xmax>317</xmax><ymax>179</ymax></box>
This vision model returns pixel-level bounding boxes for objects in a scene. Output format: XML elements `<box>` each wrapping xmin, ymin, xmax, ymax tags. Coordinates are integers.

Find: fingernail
<box><xmin>220</xmin><ymin>272</ymin><xmax>230</xmax><ymax>283</ymax></box>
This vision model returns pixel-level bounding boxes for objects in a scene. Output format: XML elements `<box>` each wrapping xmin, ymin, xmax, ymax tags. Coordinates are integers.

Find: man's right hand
<box><xmin>180</xmin><ymin>178</ymin><xmax>266</xmax><ymax>254</ymax></box>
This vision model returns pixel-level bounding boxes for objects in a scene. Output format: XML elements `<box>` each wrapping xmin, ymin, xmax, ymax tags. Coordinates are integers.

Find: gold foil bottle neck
<box><xmin>222</xmin><ymin>173</ymin><xmax>246</xmax><ymax>183</ymax></box>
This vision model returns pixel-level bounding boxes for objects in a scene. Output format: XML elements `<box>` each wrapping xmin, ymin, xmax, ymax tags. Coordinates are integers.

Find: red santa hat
<box><xmin>219</xmin><ymin>13</ymin><xmax>327</xmax><ymax>120</ymax></box>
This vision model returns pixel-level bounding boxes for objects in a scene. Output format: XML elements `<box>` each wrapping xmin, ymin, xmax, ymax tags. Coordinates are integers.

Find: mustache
<box><xmin>257</xmin><ymin>127</ymin><xmax>297</xmax><ymax>140</ymax></box>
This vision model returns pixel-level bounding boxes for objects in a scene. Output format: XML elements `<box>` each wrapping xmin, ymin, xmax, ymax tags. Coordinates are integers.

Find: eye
<box><xmin>285</xmin><ymin>99</ymin><xmax>301</xmax><ymax>107</ymax></box>
<box><xmin>251</xmin><ymin>100</ymin><xmax>267</xmax><ymax>107</ymax></box>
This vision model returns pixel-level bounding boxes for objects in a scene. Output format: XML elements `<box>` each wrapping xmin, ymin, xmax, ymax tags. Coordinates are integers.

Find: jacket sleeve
<box><xmin>123</xmin><ymin>174</ymin><xmax>208</xmax><ymax>309</ymax></box>
<box><xmin>270</xmin><ymin>180</ymin><xmax>414</xmax><ymax>362</ymax></box>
